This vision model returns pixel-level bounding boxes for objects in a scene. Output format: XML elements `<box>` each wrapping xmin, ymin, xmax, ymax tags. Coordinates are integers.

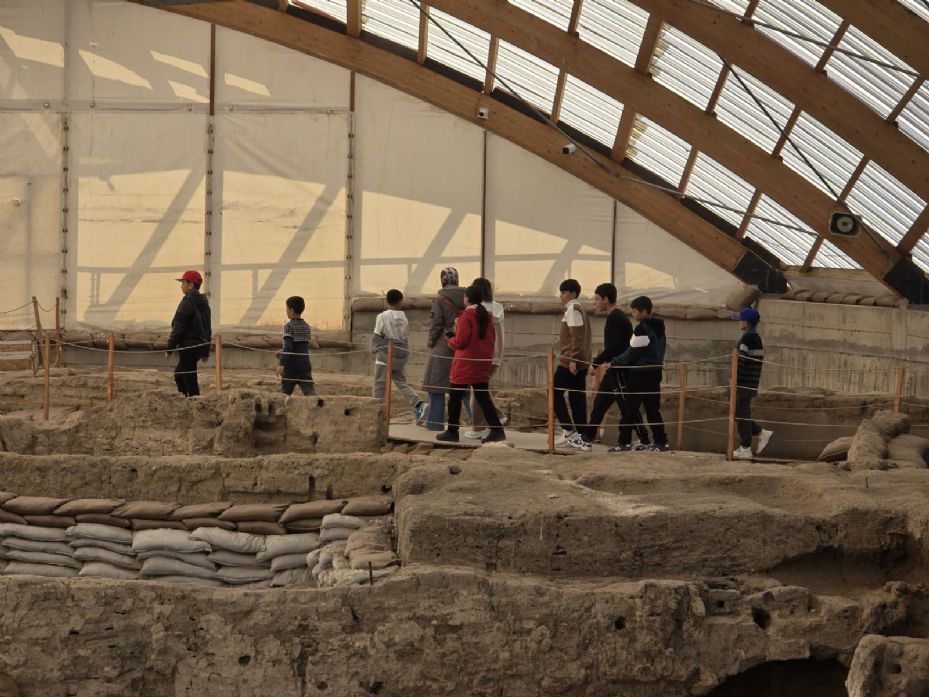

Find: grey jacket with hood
<box><xmin>422</xmin><ymin>285</ymin><xmax>465</xmax><ymax>392</ymax></box>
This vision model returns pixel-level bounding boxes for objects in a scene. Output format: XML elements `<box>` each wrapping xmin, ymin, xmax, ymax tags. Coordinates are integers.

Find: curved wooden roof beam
<box><xmin>630</xmin><ymin>0</ymin><xmax>929</xmax><ymax>211</ymax></box>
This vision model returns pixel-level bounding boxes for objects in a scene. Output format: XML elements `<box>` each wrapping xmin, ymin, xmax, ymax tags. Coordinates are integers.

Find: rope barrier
<box><xmin>0</xmin><ymin>302</ymin><xmax>34</xmax><ymax>315</ymax></box>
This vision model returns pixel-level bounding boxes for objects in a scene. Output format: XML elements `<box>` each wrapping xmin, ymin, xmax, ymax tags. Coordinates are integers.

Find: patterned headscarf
<box><xmin>440</xmin><ymin>267</ymin><xmax>459</xmax><ymax>288</ymax></box>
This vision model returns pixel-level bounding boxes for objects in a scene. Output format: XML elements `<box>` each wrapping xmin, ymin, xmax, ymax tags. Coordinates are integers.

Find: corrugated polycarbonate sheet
<box><xmin>684</xmin><ymin>153</ymin><xmax>754</xmax><ymax>227</ymax></box>
<box><xmin>628</xmin><ymin>116</ymin><xmax>690</xmax><ymax>186</ymax></box>
<box><xmin>825</xmin><ymin>25</ymin><xmax>917</xmax><ymax>119</ymax></box>
<box><xmin>425</xmin><ymin>8</ymin><xmax>490</xmax><ymax>84</ymax></box>
<box><xmin>652</xmin><ymin>26</ymin><xmax>725</xmax><ymax>110</ymax></box>
<box><xmin>577</xmin><ymin>0</ymin><xmax>648</xmax><ymax>69</ymax></box>
<box><xmin>494</xmin><ymin>40</ymin><xmax>558</xmax><ymax>113</ymax></box>
<box><xmin>716</xmin><ymin>67</ymin><xmax>794</xmax><ymax>154</ymax></box>
<box><xmin>560</xmin><ymin>74</ymin><xmax>623</xmax><ymax>146</ymax></box>
<box><xmin>705</xmin><ymin>0</ymin><xmax>751</xmax><ymax>15</ymax></box>
<box><xmin>508</xmin><ymin>0</ymin><xmax>571</xmax><ymax>31</ymax></box>
<box><xmin>896</xmin><ymin>80</ymin><xmax>929</xmax><ymax>153</ymax></box>
<box><xmin>363</xmin><ymin>0</ymin><xmax>419</xmax><ymax>52</ymax></box>
<box><xmin>896</xmin><ymin>0</ymin><xmax>929</xmax><ymax>24</ymax></box>
<box><xmin>845</xmin><ymin>161</ymin><xmax>926</xmax><ymax>247</ymax></box>
<box><xmin>815</xmin><ymin>239</ymin><xmax>859</xmax><ymax>269</ymax></box>
<box><xmin>745</xmin><ymin>195</ymin><xmax>816</xmax><ymax>266</ymax></box>
<box><xmin>782</xmin><ymin>112</ymin><xmax>862</xmax><ymax>198</ymax></box>
<box><xmin>752</xmin><ymin>0</ymin><xmax>839</xmax><ymax>68</ymax></box>
<box><xmin>293</xmin><ymin>0</ymin><xmax>346</xmax><ymax>23</ymax></box>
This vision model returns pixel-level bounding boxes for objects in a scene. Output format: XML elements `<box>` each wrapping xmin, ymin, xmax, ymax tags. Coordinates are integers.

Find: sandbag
<box><xmin>3</xmin><ymin>561</ymin><xmax>77</xmax><ymax>578</ymax></box>
<box><xmin>208</xmin><ymin>550</ymin><xmax>260</xmax><ymax>568</ymax></box>
<box><xmin>1</xmin><ymin>524</ymin><xmax>68</xmax><ymax>542</ymax></box>
<box><xmin>112</xmin><ymin>501</ymin><xmax>179</xmax><ymax>520</ymax></box>
<box><xmin>726</xmin><ymin>285</ymin><xmax>760</xmax><ymax>312</ymax></box>
<box><xmin>887</xmin><ymin>434</ymin><xmax>929</xmax><ymax>469</ymax></box>
<box><xmin>847</xmin><ymin>420</ymin><xmax>888</xmax><ymax>469</ymax></box>
<box><xmin>0</xmin><ymin>511</ymin><xmax>26</xmax><ymax>525</ymax></box>
<box><xmin>345</xmin><ymin>529</ymin><xmax>390</xmax><ymax>557</ymax></box>
<box><xmin>270</xmin><ymin>553</ymin><xmax>309</xmax><ymax>573</ymax></box>
<box><xmin>255</xmin><ymin>533</ymin><xmax>320</xmax><ymax>562</ymax></box>
<box><xmin>348</xmin><ymin>551</ymin><xmax>397</xmax><ymax>571</ymax></box>
<box><xmin>3</xmin><ymin>550</ymin><xmax>80</xmax><ymax>569</ymax></box>
<box><xmin>236</xmin><ymin>521</ymin><xmax>286</xmax><ymax>536</ymax></box>
<box><xmin>54</xmin><ymin>499</ymin><xmax>125</xmax><ymax>516</ymax></box>
<box><xmin>306</xmin><ymin>549</ymin><xmax>321</xmax><ymax>569</ymax></box>
<box><xmin>871</xmin><ymin>410</ymin><xmax>911</xmax><ymax>440</ymax></box>
<box><xmin>332</xmin><ymin>552</ymin><xmax>351</xmax><ymax>571</ymax></box>
<box><xmin>321</xmin><ymin>514</ymin><xmax>364</xmax><ymax>530</ymax></box>
<box><xmin>23</xmin><ymin>515</ymin><xmax>75</xmax><ymax>529</ymax></box>
<box><xmin>2</xmin><ymin>538</ymin><xmax>73</xmax><ymax>555</ymax></box>
<box><xmin>189</xmin><ymin>527</ymin><xmax>266</xmax><ymax>555</ymax></box>
<box><xmin>140</xmin><ymin>556</ymin><xmax>216</xmax><ymax>580</ymax></box>
<box><xmin>67</xmin><ymin>523</ymin><xmax>132</xmax><ymax>544</ymax></box>
<box><xmin>131</xmin><ymin>519</ymin><xmax>187</xmax><ymax>531</ymax></box>
<box><xmin>3</xmin><ymin>497</ymin><xmax>70</xmax><ymax>516</ymax></box>
<box><xmin>342</xmin><ymin>496</ymin><xmax>393</xmax><ymax>517</ymax></box>
<box><xmin>182</xmin><ymin>517</ymin><xmax>236</xmax><ymax>531</ymax></box>
<box><xmin>818</xmin><ymin>436</ymin><xmax>853</xmax><ymax>463</ymax></box>
<box><xmin>319</xmin><ymin>526</ymin><xmax>355</xmax><ymax>543</ymax></box>
<box><xmin>215</xmin><ymin>566</ymin><xmax>274</xmax><ymax>585</ymax></box>
<box><xmin>0</xmin><ymin>492</ymin><xmax>15</xmax><ymax>506</ymax></box>
<box><xmin>79</xmin><ymin>562</ymin><xmax>139</xmax><ymax>581</ymax></box>
<box><xmin>69</xmin><ymin>538</ymin><xmax>134</xmax><ymax>555</ymax></box>
<box><xmin>218</xmin><ymin>503</ymin><xmax>287</xmax><ymax>523</ymax></box>
<box><xmin>136</xmin><ymin>550</ymin><xmax>215</xmax><ymax>571</ymax></box>
<box><xmin>152</xmin><ymin>575</ymin><xmax>224</xmax><ymax>587</ymax></box>
<box><xmin>284</xmin><ymin>519</ymin><xmax>323</xmax><ymax>533</ymax></box>
<box><xmin>169</xmin><ymin>502</ymin><xmax>232</xmax><ymax>521</ymax></box>
<box><xmin>73</xmin><ymin>547</ymin><xmax>141</xmax><ymax>570</ymax></box>
<box><xmin>280</xmin><ymin>500</ymin><xmax>345</xmax><ymax>523</ymax></box>
<box><xmin>271</xmin><ymin>567</ymin><xmax>310</xmax><ymax>587</ymax></box>
<box><xmin>132</xmin><ymin>529</ymin><xmax>210</xmax><ymax>555</ymax></box>
<box><xmin>75</xmin><ymin>514</ymin><xmax>132</xmax><ymax>529</ymax></box>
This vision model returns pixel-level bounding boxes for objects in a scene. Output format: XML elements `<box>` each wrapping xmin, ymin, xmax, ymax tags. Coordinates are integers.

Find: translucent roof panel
<box><xmin>845</xmin><ymin>161</ymin><xmax>926</xmax><ymax>246</ymax></box>
<box><xmin>684</xmin><ymin>153</ymin><xmax>755</xmax><ymax>227</ymax></box>
<box><xmin>716</xmin><ymin>67</ymin><xmax>794</xmax><ymax>154</ymax></box>
<box><xmin>560</xmin><ymin>74</ymin><xmax>623</xmax><ymax>147</ymax></box>
<box><xmin>745</xmin><ymin>195</ymin><xmax>816</xmax><ymax>266</ymax></box>
<box><xmin>913</xmin><ymin>243</ymin><xmax>929</xmax><ymax>274</ymax></box>
<box><xmin>627</xmin><ymin>116</ymin><xmax>690</xmax><ymax>185</ymax></box>
<box><xmin>652</xmin><ymin>27</ymin><xmax>725</xmax><ymax>110</ymax></box>
<box><xmin>752</xmin><ymin>0</ymin><xmax>840</xmax><ymax>68</ymax></box>
<box><xmin>363</xmin><ymin>0</ymin><xmax>419</xmax><ymax>52</ymax></box>
<box><xmin>508</xmin><ymin>0</ymin><xmax>571</xmax><ymax>31</ymax></box>
<box><xmin>897</xmin><ymin>80</ymin><xmax>929</xmax><ymax>154</ymax></box>
<box><xmin>825</xmin><ymin>25</ymin><xmax>917</xmax><ymax>119</ymax></box>
<box><xmin>577</xmin><ymin>0</ymin><xmax>648</xmax><ymax>69</ymax></box>
<box><xmin>815</xmin><ymin>239</ymin><xmax>859</xmax><ymax>269</ymax></box>
<box><xmin>425</xmin><ymin>8</ymin><xmax>491</xmax><ymax>84</ymax></box>
<box><xmin>704</xmin><ymin>0</ymin><xmax>751</xmax><ymax>14</ymax></box>
<box><xmin>896</xmin><ymin>0</ymin><xmax>929</xmax><ymax>24</ymax></box>
<box><xmin>782</xmin><ymin>112</ymin><xmax>863</xmax><ymax>198</ymax></box>
<box><xmin>293</xmin><ymin>0</ymin><xmax>346</xmax><ymax>23</ymax></box>
<box><xmin>494</xmin><ymin>40</ymin><xmax>559</xmax><ymax>113</ymax></box>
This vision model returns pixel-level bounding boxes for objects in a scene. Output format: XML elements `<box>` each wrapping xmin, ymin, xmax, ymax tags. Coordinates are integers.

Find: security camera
<box><xmin>562</xmin><ymin>143</ymin><xmax>576</xmax><ymax>155</ymax></box>
<box><xmin>476</xmin><ymin>106</ymin><xmax>490</xmax><ymax>120</ymax></box>
<box><xmin>829</xmin><ymin>211</ymin><xmax>862</xmax><ymax>237</ymax></box>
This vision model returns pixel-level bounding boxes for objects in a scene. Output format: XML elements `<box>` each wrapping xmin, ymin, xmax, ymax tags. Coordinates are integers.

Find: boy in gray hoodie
<box><xmin>371</xmin><ymin>289</ymin><xmax>426</xmax><ymax>420</ymax></box>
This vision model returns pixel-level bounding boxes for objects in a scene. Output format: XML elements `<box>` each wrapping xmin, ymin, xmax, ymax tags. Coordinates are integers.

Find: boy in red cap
<box><xmin>165</xmin><ymin>270</ymin><xmax>211</xmax><ymax>397</ymax></box>
<box><xmin>731</xmin><ymin>307</ymin><xmax>773</xmax><ymax>460</ymax></box>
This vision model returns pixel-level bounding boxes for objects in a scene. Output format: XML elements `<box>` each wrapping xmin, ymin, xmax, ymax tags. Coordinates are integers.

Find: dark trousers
<box><xmin>553</xmin><ymin>365</ymin><xmax>587</xmax><ymax>433</ymax></box>
<box><xmin>447</xmin><ymin>382</ymin><xmax>503</xmax><ymax>433</ymax></box>
<box><xmin>618</xmin><ymin>370</ymin><xmax>667</xmax><ymax>446</ymax></box>
<box><xmin>736</xmin><ymin>386</ymin><xmax>762</xmax><ymax>447</ymax></box>
<box><xmin>282</xmin><ymin>370</ymin><xmax>316</xmax><ymax>396</ymax></box>
<box><xmin>583</xmin><ymin>369</ymin><xmax>650</xmax><ymax>444</ymax></box>
<box><xmin>174</xmin><ymin>348</ymin><xmax>201</xmax><ymax>397</ymax></box>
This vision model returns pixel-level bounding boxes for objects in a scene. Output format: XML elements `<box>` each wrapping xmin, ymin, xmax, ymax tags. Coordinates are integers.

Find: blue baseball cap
<box><xmin>731</xmin><ymin>307</ymin><xmax>760</xmax><ymax>323</ymax></box>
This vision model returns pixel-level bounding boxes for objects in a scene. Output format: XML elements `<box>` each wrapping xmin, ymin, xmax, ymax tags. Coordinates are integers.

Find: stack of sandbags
<box><xmin>0</xmin><ymin>523</ymin><xmax>79</xmax><ymax>578</ymax></box>
<box><xmin>820</xmin><ymin>410</ymin><xmax>929</xmax><ymax>470</ymax></box>
<box><xmin>168</xmin><ymin>502</ymin><xmax>234</xmax><ymax>531</ymax></box>
<box><xmin>111</xmin><ymin>500</ymin><xmax>184</xmax><ymax>531</ymax></box>
<box><xmin>310</xmin><ymin>515</ymin><xmax>398</xmax><ymax>587</ymax></box>
<box><xmin>216</xmin><ymin>503</ymin><xmax>288</xmax><ymax>536</ymax></box>
<box><xmin>279</xmin><ymin>499</ymin><xmax>345</xmax><ymax>533</ymax></box>
<box><xmin>54</xmin><ymin>498</ymin><xmax>127</xmax><ymax>529</ymax></box>
<box><xmin>2</xmin><ymin>495</ymin><xmax>74</xmax><ymax>529</ymax></box>
<box><xmin>132</xmin><ymin>528</ymin><xmax>220</xmax><ymax>587</ymax></box>
<box><xmin>255</xmin><ymin>533</ymin><xmax>321</xmax><ymax>587</ymax></box>
<box><xmin>66</xmin><ymin>522</ymin><xmax>138</xmax><ymax>580</ymax></box>
<box><xmin>189</xmin><ymin>527</ymin><xmax>273</xmax><ymax>588</ymax></box>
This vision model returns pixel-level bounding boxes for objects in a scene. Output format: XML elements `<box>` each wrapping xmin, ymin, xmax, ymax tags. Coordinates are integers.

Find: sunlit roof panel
<box><xmin>425</xmin><ymin>8</ymin><xmax>490</xmax><ymax>84</ymax></box>
<box><xmin>896</xmin><ymin>0</ymin><xmax>929</xmax><ymax>24</ymax></box>
<box><xmin>815</xmin><ymin>239</ymin><xmax>859</xmax><ymax>269</ymax></box>
<box><xmin>745</xmin><ymin>195</ymin><xmax>816</xmax><ymax>266</ymax></box>
<box><xmin>494</xmin><ymin>40</ymin><xmax>559</xmax><ymax>113</ymax></box>
<box><xmin>716</xmin><ymin>67</ymin><xmax>794</xmax><ymax>154</ymax></box>
<box><xmin>293</xmin><ymin>0</ymin><xmax>346</xmax><ymax>23</ymax></box>
<box><xmin>825</xmin><ymin>25</ymin><xmax>917</xmax><ymax>119</ymax></box>
<box><xmin>363</xmin><ymin>0</ymin><xmax>419</xmax><ymax>52</ymax></box>
<box><xmin>685</xmin><ymin>153</ymin><xmax>755</xmax><ymax>227</ymax></box>
<box><xmin>782</xmin><ymin>112</ymin><xmax>863</xmax><ymax>199</ymax></box>
<box><xmin>508</xmin><ymin>0</ymin><xmax>571</xmax><ymax>31</ymax></box>
<box><xmin>628</xmin><ymin>117</ymin><xmax>690</xmax><ymax>186</ymax></box>
<box><xmin>898</xmin><ymin>80</ymin><xmax>929</xmax><ymax>154</ymax></box>
<box><xmin>752</xmin><ymin>0</ymin><xmax>840</xmax><ymax>68</ymax></box>
<box><xmin>652</xmin><ymin>26</ymin><xmax>725</xmax><ymax>109</ymax></box>
<box><xmin>704</xmin><ymin>0</ymin><xmax>751</xmax><ymax>14</ymax></box>
<box><xmin>845</xmin><ymin>161</ymin><xmax>926</xmax><ymax>246</ymax></box>
<box><xmin>560</xmin><ymin>74</ymin><xmax>623</xmax><ymax>147</ymax></box>
<box><xmin>577</xmin><ymin>0</ymin><xmax>648</xmax><ymax>69</ymax></box>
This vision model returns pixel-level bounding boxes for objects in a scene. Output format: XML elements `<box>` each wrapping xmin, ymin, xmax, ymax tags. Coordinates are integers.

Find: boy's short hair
<box><xmin>559</xmin><ymin>279</ymin><xmax>581</xmax><ymax>297</ymax></box>
<box><xmin>630</xmin><ymin>295</ymin><xmax>652</xmax><ymax>314</ymax></box>
<box><xmin>593</xmin><ymin>282</ymin><xmax>617</xmax><ymax>304</ymax></box>
<box><xmin>386</xmin><ymin>289</ymin><xmax>403</xmax><ymax>305</ymax></box>
<box><xmin>286</xmin><ymin>296</ymin><xmax>306</xmax><ymax>315</ymax></box>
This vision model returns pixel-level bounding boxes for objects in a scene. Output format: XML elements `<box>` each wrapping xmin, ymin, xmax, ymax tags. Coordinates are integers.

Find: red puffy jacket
<box><xmin>448</xmin><ymin>306</ymin><xmax>496</xmax><ymax>384</ymax></box>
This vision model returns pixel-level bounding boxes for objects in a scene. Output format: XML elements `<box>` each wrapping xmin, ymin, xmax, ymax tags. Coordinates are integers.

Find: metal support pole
<box><xmin>727</xmin><ymin>349</ymin><xmax>738</xmax><ymax>460</ymax></box>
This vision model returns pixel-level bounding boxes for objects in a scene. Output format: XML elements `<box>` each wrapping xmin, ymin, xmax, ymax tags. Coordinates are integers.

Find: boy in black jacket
<box><xmin>165</xmin><ymin>270</ymin><xmax>211</xmax><ymax>397</ymax></box>
<box><xmin>731</xmin><ymin>307</ymin><xmax>773</xmax><ymax>460</ymax></box>
<box><xmin>610</xmin><ymin>295</ymin><xmax>669</xmax><ymax>452</ymax></box>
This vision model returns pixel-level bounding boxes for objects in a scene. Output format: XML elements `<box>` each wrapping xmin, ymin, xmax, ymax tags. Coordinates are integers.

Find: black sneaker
<box><xmin>608</xmin><ymin>444</ymin><xmax>632</xmax><ymax>453</ymax></box>
<box><xmin>650</xmin><ymin>443</ymin><xmax>671</xmax><ymax>452</ymax></box>
<box><xmin>480</xmin><ymin>429</ymin><xmax>507</xmax><ymax>444</ymax></box>
<box><xmin>436</xmin><ymin>430</ymin><xmax>459</xmax><ymax>442</ymax></box>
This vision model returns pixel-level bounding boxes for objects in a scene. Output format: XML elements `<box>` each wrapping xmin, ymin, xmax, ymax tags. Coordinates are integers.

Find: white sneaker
<box><xmin>464</xmin><ymin>429</ymin><xmax>490</xmax><ymax>440</ymax></box>
<box><xmin>569</xmin><ymin>436</ymin><xmax>592</xmax><ymax>452</ymax></box>
<box><xmin>554</xmin><ymin>430</ymin><xmax>576</xmax><ymax>446</ymax></box>
<box><xmin>500</xmin><ymin>415</ymin><xmax>509</xmax><ymax>426</ymax></box>
<box><xmin>756</xmin><ymin>429</ymin><xmax>773</xmax><ymax>455</ymax></box>
<box><xmin>732</xmin><ymin>445</ymin><xmax>753</xmax><ymax>461</ymax></box>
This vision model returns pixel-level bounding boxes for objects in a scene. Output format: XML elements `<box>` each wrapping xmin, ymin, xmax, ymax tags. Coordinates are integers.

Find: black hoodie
<box><xmin>167</xmin><ymin>291</ymin><xmax>211</xmax><ymax>355</ymax></box>
<box><xmin>611</xmin><ymin>315</ymin><xmax>666</xmax><ymax>372</ymax></box>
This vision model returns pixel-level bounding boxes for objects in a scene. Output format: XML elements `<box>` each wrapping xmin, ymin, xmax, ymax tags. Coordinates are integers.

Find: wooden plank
<box><xmin>550</xmin><ymin>70</ymin><xmax>568</xmax><ymax>123</ymax></box>
<box><xmin>898</xmin><ymin>205</ymin><xmax>929</xmax><ymax>255</ymax></box>
<box><xmin>417</xmin><ymin>4</ymin><xmax>429</xmax><ymax>64</ymax></box>
<box><xmin>635</xmin><ymin>14</ymin><xmax>664</xmax><ymax>74</ymax></box>
<box><xmin>677</xmin><ymin>147</ymin><xmax>698</xmax><ymax>192</ymax></box>
<box><xmin>736</xmin><ymin>190</ymin><xmax>762</xmax><ymax>240</ymax></box>
<box><xmin>346</xmin><ymin>0</ymin><xmax>362</xmax><ymax>38</ymax></box>
<box><xmin>610</xmin><ymin>109</ymin><xmax>636</xmax><ymax>162</ymax></box>
<box><xmin>705</xmin><ymin>66</ymin><xmax>729</xmax><ymax>114</ymax></box>
<box><xmin>814</xmin><ymin>19</ymin><xmax>849</xmax><ymax>71</ymax></box>
<box><xmin>483</xmin><ymin>37</ymin><xmax>498</xmax><ymax>94</ymax></box>
<box><xmin>889</xmin><ymin>77</ymin><xmax>925</xmax><ymax>123</ymax></box>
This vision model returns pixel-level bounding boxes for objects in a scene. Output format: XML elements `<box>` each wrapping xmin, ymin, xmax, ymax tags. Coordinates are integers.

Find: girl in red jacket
<box><xmin>436</xmin><ymin>285</ymin><xmax>506</xmax><ymax>444</ymax></box>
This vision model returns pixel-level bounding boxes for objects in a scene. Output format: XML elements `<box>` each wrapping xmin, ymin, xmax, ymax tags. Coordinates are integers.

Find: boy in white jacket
<box><xmin>371</xmin><ymin>289</ymin><xmax>426</xmax><ymax>420</ymax></box>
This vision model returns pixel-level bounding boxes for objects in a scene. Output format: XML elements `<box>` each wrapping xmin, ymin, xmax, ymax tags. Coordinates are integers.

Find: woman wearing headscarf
<box><xmin>422</xmin><ymin>267</ymin><xmax>466</xmax><ymax>430</ymax></box>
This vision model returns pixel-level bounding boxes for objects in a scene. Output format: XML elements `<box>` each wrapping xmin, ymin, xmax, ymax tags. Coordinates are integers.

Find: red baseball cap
<box><xmin>175</xmin><ymin>270</ymin><xmax>202</xmax><ymax>284</ymax></box>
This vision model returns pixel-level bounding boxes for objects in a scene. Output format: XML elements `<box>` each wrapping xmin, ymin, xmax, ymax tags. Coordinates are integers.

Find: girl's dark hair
<box><xmin>472</xmin><ymin>277</ymin><xmax>493</xmax><ymax>302</ymax></box>
<box><xmin>466</xmin><ymin>285</ymin><xmax>490</xmax><ymax>339</ymax></box>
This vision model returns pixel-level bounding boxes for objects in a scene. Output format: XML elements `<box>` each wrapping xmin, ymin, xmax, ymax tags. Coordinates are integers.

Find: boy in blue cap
<box><xmin>732</xmin><ymin>307</ymin><xmax>773</xmax><ymax>460</ymax></box>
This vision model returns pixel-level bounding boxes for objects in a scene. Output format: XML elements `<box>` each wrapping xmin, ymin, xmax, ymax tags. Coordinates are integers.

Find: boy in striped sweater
<box><xmin>731</xmin><ymin>307</ymin><xmax>773</xmax><ymax>460</ymax></box>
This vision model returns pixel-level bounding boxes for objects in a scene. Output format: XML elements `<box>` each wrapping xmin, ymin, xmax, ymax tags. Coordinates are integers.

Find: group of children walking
<box><xmin>167</xmin><ymin>268</ymin><xmax>772</xmax><ymax>458</ymax></box>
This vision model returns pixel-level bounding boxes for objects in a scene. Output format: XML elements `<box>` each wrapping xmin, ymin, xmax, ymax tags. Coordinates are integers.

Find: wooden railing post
<box><xmin>214</xmin><ymin>334</ymin><xmax>223</xmax><ymax>392</ymax></box>
<box><xmin>106</xmin><ymin>333</ymin><xmax>115</xmax><ymax>403</ymax></box>
<box><xmin>54</xmin><ymin>296</ymin><xmax>62</xmax><ymax>367</ymax></box>
<box><xmin>894</xmin><ymin>366</ymin><xmax>905</xmax><ymax>412</ymax></box>
<box><xmin>385</xmin><ymin>340</ymin><xmax>394</xmax><ymax>435</ymax></box>
<box><xmin>547</xmin><ymin>351</ymin><xmax>555</xmax><ymax>454</ymax></box>
<box><xmin>677</xmin><ymin>361</ymin><xmax>686</xmax><ymax>451</ymax></box>
<box><xmin>727</xmin><ymin>349</ymin><xmax>738</xmax><ymax>461</ymax></box>
<box><xmin>31</xmin><ymin>296</ymin><xmax>43</xmax><ymax>336</ymax></box>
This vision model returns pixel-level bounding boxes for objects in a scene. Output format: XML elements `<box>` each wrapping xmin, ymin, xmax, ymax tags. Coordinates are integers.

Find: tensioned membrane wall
<box><xmin>0</xmin><ymin>0</ymin><xmax>743</xmax><ymax>335</ymax></box>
